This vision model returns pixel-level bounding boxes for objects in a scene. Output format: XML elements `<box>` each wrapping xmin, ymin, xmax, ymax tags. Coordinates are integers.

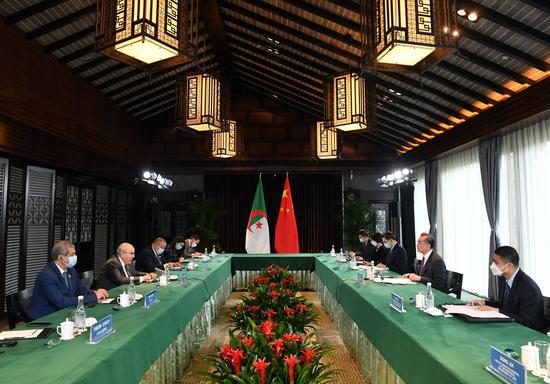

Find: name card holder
<box><xmin>144</xmin><ymin>288</ymin><xmax>159</xmax><ymax>308</ymax></box>
<box><xmin>356</xmin><ymin>271</ymin><xmax>365</xmax><ymax>287</ymax></box>
<box><xmin>88</xmin><ymin>315</ymin><xmax>115</xmax><ymax>344</ymax></box>
<box><xmin>390</xmin><ymin>292</ymin><xmax>406</xmax><ymax>313</ymax></box>
<box><xmin>486</xmin><ymin>346</ymin><xmax>526</xmax><ymax>384</ymax></box>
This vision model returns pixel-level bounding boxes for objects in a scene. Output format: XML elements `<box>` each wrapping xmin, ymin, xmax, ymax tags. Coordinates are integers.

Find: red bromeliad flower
<box><xmin>281</xmin><ymin>278</ymin><xmax>289</xmax><ymax>286</ymax></box>
<box><xmin>258</xmin><ymin>320</ymin><xmax>277</xmax><ymax>338</ymax></box>
<box><xmin>288</xmin><ymin>274</ymin><xmax>295</xmax><ymax>282</ymax></box>
<box><xmin>284</xmin><ymin>354</ymin><xmax>300</xmax><ymax>382</ymax></box>
<box><xmin>236</xmin><ymin>304</ymin><xmax>243</xmax><ymax>313</ymax></box>
<box><xmin>253</xmin><ymin>358</ymin><xmax>271</xmax><ymax>384</ymax></box>
<box><xmin>279</xmin><ymin>267</ymin><xmax>286</xmax><ymax>273</ymax></box>
<box><xmin>269</xmin><ymin>282</ymin><xmax>278</xmax><ymax>289</ymax></box>
<box><xmin>283</xmin><ymin>333</ymin><xmax>303</xmax><ymax>344</ymax></box>
<box><xmin>269</xmin><ymin>338</ymin><xmax>285</xmax><ymax>358</ymax></box>
<box><xmin>283</xmin><ymin>307</ymin><xmax>295</xmax><ymax>317</ymax></box>
<box><xmin>264</xmin><ymin>276</ymin><xmax>272</xmax><ymax>283</ymax></box>
<box><xmin>263</xmin><ymin>309</ymin><xmax>277</xmax><ymax>318</ymax></box>
<box><xmin>267</xmin><ymin>266</ymin><xmax>278</xmax><ymax>275</ymax></box>
<box><xmin>248</xmin><ymin>305</ymin><xmax>260</xmax><ymax>312</ymax></box>
<box><xmin>301</xmin><ymin>348</ymin><xmax>316</xmax><ymax>364</ymax></box>
<box><xmin>241</xmin><ymin>336</ymin><xmax>255</xmax><ymax>349</ymax></box>
<box><xmin>268</xmin><ymin>290</ymin><xmax>281</xmax><ymax>299</ymax></box>
<box><xmin>219</xmin><ymin>345</ymin><xmax>233</xmax><ymax>361</ymax></box>
<box><xmin>229</xmin><ymin>348</ymin><xmax>246</xmax><ymax>375</ymax></box>
<box><xmin>296</xmin><ymin>303</ymin><xmax>308</xmax><ymax>313</ymax></box>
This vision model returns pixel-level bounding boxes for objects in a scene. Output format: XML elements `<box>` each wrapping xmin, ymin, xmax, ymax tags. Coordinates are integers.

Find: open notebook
<box><xmin>442</xmin><ymin>305</ymin><xmax>513</xmax><ymax>323</ymax></box>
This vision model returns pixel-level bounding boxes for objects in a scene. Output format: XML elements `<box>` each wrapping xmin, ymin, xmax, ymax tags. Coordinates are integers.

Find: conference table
<box><xmin>0</xmin><ymin>254</ymin><xmax>546</xmax><ymax>384</ymax></box>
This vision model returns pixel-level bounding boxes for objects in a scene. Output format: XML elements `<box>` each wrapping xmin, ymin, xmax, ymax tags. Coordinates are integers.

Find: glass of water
<box><xmin>534</xmin><ymin>340</ymin><xmax>549</xmax><ymax>377</ymax></box>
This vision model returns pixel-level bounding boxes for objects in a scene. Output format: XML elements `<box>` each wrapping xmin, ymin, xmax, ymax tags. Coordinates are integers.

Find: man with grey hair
<box><xmin>29</xmin><ymin>240</ymin><xmax>108</xmax><ymax>320</ymax></box>
<box><xmin>96</xmin><ymin>243</ymin><xmax>156</xmax><ymax>290</ymax></box>
<box><xmin>404</xmin><ymin>232</ymin><xmax>447</xmax><ymax>291</ymax></box>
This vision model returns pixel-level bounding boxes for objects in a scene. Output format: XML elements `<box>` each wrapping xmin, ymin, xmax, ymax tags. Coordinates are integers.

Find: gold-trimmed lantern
<box><xmin>95</xmin><ymin>0</ymin><xmax>197</xmax><ymax>68</ymax></box>
<box><xmin>316</xmin><ymin>121</ymin><xmax>338</xmax><ymax>159</ymax></box>
<box><xmin>176</xmin><ymin>73</ymin><xmax>222</xmax><ymax>131</ymax></box>
<box><xmin>212</xmin><ymin>120</ymin><xmax>237</xmax><ymax>158</ymax></box>
<box><xmin>367</xmin><ymin>0</ymin><xmax>457</xmax><ymax>71</ymax></box>
<box><xmin>331</xmin><ymin>73</ymin><xmax>368</xmax><ymax>132</ymax></box>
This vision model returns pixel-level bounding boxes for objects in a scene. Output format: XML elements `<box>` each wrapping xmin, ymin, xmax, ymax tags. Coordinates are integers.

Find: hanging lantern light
<box><xmin>95</xmin><ymin>0</ymin><xmax>197</xmax><ymax>69</ymax></box>
<box><xmin>316</xmin><ymin>121</ymin><xmax>338</xmax><ymax>159</ymax></box>
<box><xmin>212</xmin><ymin>120</ymin><xmax>237</xmax><ymax>158</ymax></box>
<box><xmin>331</xmin><ymin>72</ymin><xmax>368</xmax><ymax>132</ymax></box>
<box><xmin>366</xmin><ymin>0</ymin><xmax>457</xmax><ymax>71</ymax></box>
<box><xmin>175</xmin><ymin>73</ymin><xmax>222</xmax><ymax>131</ymax></box>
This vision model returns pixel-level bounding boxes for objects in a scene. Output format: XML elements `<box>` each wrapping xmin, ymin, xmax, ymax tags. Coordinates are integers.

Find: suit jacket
<box><xmin>486</xmin><ymin>269</ymin><xmax>546</xmax><ymax>330</ymax></box>
<box><xmin>96</xmin><ymin>257</ymin><xmax>146</xmax><ymax>291</ymax></box>
<box><xmin>135</xmin><ymin>246</ymin><xmax>164</xmax><ymax>273</ymax></box>
<box><xmin>355</xmin><ymin>241</ymin><xmax>377</xmax><ymax>262</ymax></box>
<box><xmin>386</xmin><ymin>243</ymin><xmax>408</xmax><ymax>275</ymax></box>
<box><xmin>163</xmin><ymin>247</ymin><xmax>184</xmax><ymax>263</ymax></box>
<box><xmin>183</xmin><ymin>240</ymin><xmax>197</xmax><ymax>258</ymax></box>
<box><xmin>373</xmin><ymin>245</ymin><xmax>387</xmax><ymax>265</ymax></box>
<box><xmin>29</xmin><ymin>261</ymin><xmax>96</xmax><ymax>320</ymax></box>
<box><xmin>415</xmin><ymin>251</ymin><xmax>447</xmax><ymax>292</ymax></box>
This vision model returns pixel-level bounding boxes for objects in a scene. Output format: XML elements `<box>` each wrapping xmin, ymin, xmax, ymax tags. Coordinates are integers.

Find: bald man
<box><xmin>96</xmin><ymin>243</ymin><xmax>156</xmax><ymax>291</ymax></box>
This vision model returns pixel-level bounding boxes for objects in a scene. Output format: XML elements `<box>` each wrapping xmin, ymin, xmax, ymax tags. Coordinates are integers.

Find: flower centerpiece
<box><xmin>202</xmin><ymin>265</ymin><xmax>335</xmax><ymax>383</ymax></box>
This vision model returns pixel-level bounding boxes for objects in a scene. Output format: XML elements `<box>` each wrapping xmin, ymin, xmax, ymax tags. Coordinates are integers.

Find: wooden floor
<box><xmin>180</xmin><ymin>291</ymin><xmax>367</xmax><ymax>384</ymax></box>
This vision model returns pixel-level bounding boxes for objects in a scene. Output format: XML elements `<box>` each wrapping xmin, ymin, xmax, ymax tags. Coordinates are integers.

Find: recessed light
<box><xmin>395</xmin><ymin>91</ymin><xmax>402</xmax><ymax>96</ymax></box>
<box><xmin>389</xmin><ymin>88</ymin><xmax>395</xmax><ymax>93</ymax></box>
<box><xmin>502</xmin><ymin>55</ymin><xmax>509</xmax><ymax>60</ymax></box>
<box><xmin>457</xmin><ymin>9</ymin><xmax>467</xmax><ymax>17</ymax></box>
<box><xmin>452</xmin><ymin>30</ymin><xmax>459</xmax><ymax>37</ymax></box>
<box><xmin>272</xmin><ymin>94</ymin><xmax>279</xmax><ymax>98</ymax></box>
<box><xmin>467</xmin><ymin>12</ymin><xmax>478</xmax><ymax>22</ymax></box>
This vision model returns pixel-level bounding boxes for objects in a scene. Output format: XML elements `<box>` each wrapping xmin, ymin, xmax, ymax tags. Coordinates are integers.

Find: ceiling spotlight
<box><xmin>140</xmin><ymin>171</ymin><xmax>173</xmax><ymax>189</ymax></box>
<box><xmin>402</xmin><ymin>168</ymin><xmax>410</xmax><ymax>176</ymax></box>
<box><xmin>452</xmin><ymin>30</ymin><xmax>459</xmax><ymax>37</ymax></box>
<box><xmin>457</xmin><ymin>9</ymin><xmax>467</xmax><ymax>16</ymax></box>
<box><xmin>467</xmin><ymin>12</ymin><xmax>478</xmax><ymax>22</ymax></box>
<box><xmin>143</xmin><ymin>171</ymin><xmax>151</xmax><ymax>179</ymax></box>
<box><xmin>377</xmin><ymin>169</ymin><xmax>416</xmax><ymax>187</ymax></box>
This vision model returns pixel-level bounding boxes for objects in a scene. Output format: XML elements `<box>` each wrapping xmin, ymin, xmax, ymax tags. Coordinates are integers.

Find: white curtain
<box><xmin>437</xmin><ymin>146</ymin><xmax>491</xmax><ymax>296</ymax></box>
<box><xmin>413</xmin><ymin>166</ymin><xmax>430</xmax><ymax>260</ymax></box>
<box><xmin>498</xmin><ymin>118</ymin><xmax>550</xmax><ymax>296</ymax></box>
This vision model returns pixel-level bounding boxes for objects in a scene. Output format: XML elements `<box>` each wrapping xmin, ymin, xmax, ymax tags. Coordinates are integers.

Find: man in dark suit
<box><xmin>29</xmin><ymin>240</ymin><xmax>109</xmax><ymax>320</ymax></box>
<box><xmin>96</xmin><ymin>243</ymin><xmax>156</xmax><ymax>290</ymax></box>
<box><xmin>183</xmin><ymin>234</ymin><xmax>202</xmax><ymax>258</ymax></box>
<box><xmin>349</xmin><ymin>229</ymin><xmax>376</xmax><ymax>263</ymax></box>
<box><xmin>404</xmin><ymin>233</ymin><xmax>447</xmax><ymax>291</ymax></box>
<box><xmin>377</xmin><ymin>232</ymin><xmax>408</xmax><ymax>275</ymax></box>
<box><xmin>135</xmin><ymin>237</ymin><xmax>171</xmax><ymax>273</ymax></box>
<box><xmin>469</xmin><ymin>246</ymin><xmax>546</xmax><ymax>331</ymax></box>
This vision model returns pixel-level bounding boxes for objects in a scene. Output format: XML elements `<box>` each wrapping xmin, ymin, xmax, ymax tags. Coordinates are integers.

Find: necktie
<box><xmin>122</xmin><ymin>263</ymin><xmax>129</xmax><ymax>277</ymax></box>
<box><xmin>419</xmin><ymin>257</ymin><xmax>426</xmax><ymax>275</ymax></box>
<box><xmin>63</xmin><ymin>271</ymin><xmax>69</xmax><ymax>289</ymax></box>
<box><xmin>502</xmin><ymin>283</ymin><xmax>511</xmax><ymax>307</ymax></box>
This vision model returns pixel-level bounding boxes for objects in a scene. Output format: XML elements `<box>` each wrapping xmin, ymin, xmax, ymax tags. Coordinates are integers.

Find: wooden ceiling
<box><xmin>0</xmin><ymin>0</ymin><xmax>548</xmax><ymax>157</ymax></box>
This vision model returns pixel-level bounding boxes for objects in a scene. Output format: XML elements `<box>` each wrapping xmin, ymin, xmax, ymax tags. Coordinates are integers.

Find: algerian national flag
<box><xmin>245</xmin><ymin>176</ymin><xmax>270</xmax><ymax>254</ymax></box>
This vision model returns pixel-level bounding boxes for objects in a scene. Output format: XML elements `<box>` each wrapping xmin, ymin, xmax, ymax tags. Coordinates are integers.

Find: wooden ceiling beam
<box><xmin>5</xmin><ymin>0</ymin><xmax>70</xmax><ymax>25</ymax></box>
<box><xmin>25</xmin><ymin>4</ymin><xmax>95</xmax><ymax>40</ymax></box>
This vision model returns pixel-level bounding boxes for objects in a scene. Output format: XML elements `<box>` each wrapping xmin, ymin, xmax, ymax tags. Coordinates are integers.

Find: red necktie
<box><xmin>420</xmin><ymin>257</ymin><xmax>427</xmax><ymax>275</ymax></box>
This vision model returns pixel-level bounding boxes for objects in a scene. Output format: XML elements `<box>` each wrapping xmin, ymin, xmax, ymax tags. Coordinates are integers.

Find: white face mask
<box><xmin>191</xmin><ymin>242</ymin><xmax>197</xmax><ymax>248</ymax></box>
<box><xmin>383</xmin><ymin>242</ymin><xmax>392</xmax><ymax>249</ymax></box>
<box><xmin>359</xmin><ymin>238</ymin><xmax>365</xmax><ymax>243</ymax></box>
<box><xmin>490</xmin><ymin>262</ymin><xmax>506</xmax><ymax>276</ymax></box>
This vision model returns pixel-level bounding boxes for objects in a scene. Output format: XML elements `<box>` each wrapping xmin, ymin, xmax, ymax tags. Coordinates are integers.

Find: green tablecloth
<box><xmin>0</xmin><ymin>257</ymin><xmax>231</xmax><ymax>384</ymax></box>
<box><xmin>229</xmin><ymin>253</ymin><xmax>316</xmax><ymax>272</ymax></box>
<box><xmin>315</xmin><ymin>256</ymin><xmax>547</xmax><ymax>384</ymax></box>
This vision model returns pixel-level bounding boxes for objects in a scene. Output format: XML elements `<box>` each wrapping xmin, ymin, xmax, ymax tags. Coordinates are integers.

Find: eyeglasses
<box><xmin>43</xmin><ymin>338</ymin><xmax>62</xmax><ymax>349</ymax></box>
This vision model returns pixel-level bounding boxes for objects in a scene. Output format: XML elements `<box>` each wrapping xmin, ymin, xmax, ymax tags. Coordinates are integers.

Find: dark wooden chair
<box><xmin>79</xmin><ymin>270</ymin><xmax>95</xmax><ymax>289</ymax></box>
<box><xmin>542</xmin><ymin>296</ymin><xmax>550</xmax><ymax>334</ymax></box>
<box><xmin>6</xmin><ymin>287</ymin><xmax>34</xmax><ymax>329</ymax></box>
<box><xmin>446</xmin><ymin>270</ymin><xmax>463</xmax><ymax>299</ymax></box>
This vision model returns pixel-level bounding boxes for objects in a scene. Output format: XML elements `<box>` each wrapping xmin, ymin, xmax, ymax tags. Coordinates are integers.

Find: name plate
<box><xmin>144</xmin><ymin>288</ymin><xmax>159</xmax><ymax>308</ymax></box>
<box><xmin>389</xmin><ymin>292</ymin><xmax>406</xmax><ymax>313</ymax></box>
<box><xmin>89</xmin><ymin>315</ymin><xmax>115</xmax><ymax>344</ymax></box>
<box><xmin>486</xmin><ymin>347</ymin><xmax>526</xmax><ymax>384</ymax></box>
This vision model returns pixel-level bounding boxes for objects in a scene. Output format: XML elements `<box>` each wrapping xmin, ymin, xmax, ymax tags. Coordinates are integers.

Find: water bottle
<box><xmin>180</xmin><ymin>268</ymin><xmax>189</xmax><ymax>285</ymax></box>
<box><xmin>330</xmin><ymin>245</ymin><xmax>336</xmax><ymax>260</ymax></box>
<box><xmin>211</xmin><ymin>245</ymin><xmax>217</xmax><ymax>258</ymax></box>
<box><xmin>203</xmin><ymin>249</ymin><xmax>209</xmax><ymax>271</ymax></box>
<box><xmin>75</xmin><ymin>295</ymin><xmax>86</xmax><ymax>330</ymax></box>
<box><xmin>349</xmin><ymin>254</ymin><xmax>357</xmax><ymax>269</ymax></box>
<box><xmin>425</xmin><ymin>282</ymin><xmax>435</xmax><ymax>309</ymax></box>
<box><xmin>128</xmin><ymin>278</ymin><xmax>136</xmax><ymax>304</ymax></box>
<box><xmin>164</xmin><ymin>265</ymin><xmax>170</xmax><ymax>284</ymax></box>
<box><xmin>339</xmin><ymin>248</ymin><xmax>344</xmax><ymax>261</ymax></box>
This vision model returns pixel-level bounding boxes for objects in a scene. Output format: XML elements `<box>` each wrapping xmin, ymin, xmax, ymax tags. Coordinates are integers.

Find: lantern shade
<box><xmin>368</xmin><ymin>0</ymin><xmax>457</xmax><ymax>71</ymax></box>
<box><xmin>212</xmin><ymin>120</ymin><xmax>237</xmax><ymax>158</ymax></box>
<box><xmin>176</xmin><ymin>73</ymin><xmax>222</xmax><ymax>131</ymax></box>
<box><xmin>316</xmin><ymin>121</ymin><xmax>338</xmax><ymax>159</ymax></box>
<box><xmin>331</xmin><ymin>73</ymin><xmax>368</xmax><ymax>132</ymax></box>
<box><xmin>95</xmin><ymin>0</ymin><xmax>196</xmax><ymax>69</ymax></box>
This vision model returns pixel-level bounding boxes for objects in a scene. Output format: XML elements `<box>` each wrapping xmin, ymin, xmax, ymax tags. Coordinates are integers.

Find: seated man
<box><xmin>404</xmin><ymin>233</ymin><xmax>447</xmax><ymax>291</ymax></box>
<box><xmin>469</xmin><ymin>246</ymin><xmax>546</xmax><ymax>331</ymax></box>
<box><xmin>96</xmin><ymin>243</ymin><xmax>156</xmax><ymax>290</ymax></box>
<box><xmin>349</xmin><ymin>229</ymin><xmax>376</xmax><ymax>263</ymax></box>
<box><xmin>29</xmin><ymin>240</ymin><xmax>108</xmax><ymax>320</ymax></box>
<box><xmin>183</xmin><ymin>234</ymin><xmax>203</xmax><ymax>258</ymax></box>
<box><xmin>376</xmin><ymin>232</ymin><xmax>408</xmax><ymax>275</ymax></box>
<box><xmin>135</xmin><ymin>237</ymin><xmax>179</xmax><ymax>273</ymax></box>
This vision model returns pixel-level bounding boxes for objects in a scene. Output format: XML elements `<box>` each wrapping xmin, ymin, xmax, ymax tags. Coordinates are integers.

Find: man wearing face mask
<box><xmin>376</xmin><ymin>232</ymin><xmax>409</xmax><ymax>275</ymax></box>
<box><xmin>468</xmin><ymin>246</ymin><xmax>546</xmax><ymax>330</ymax></box>
<box><xmin>183</xmin><ymin>234</ymin><xmax>202</xmax><ymax>258</ymax></box>
<box><xmin>135</xmin><ymin>237</ymin><xmax>177</xmax><ymax>273</ymax></box>
<box><xmin>348</xmin><ymin>230</ymin><xmax>376</xmax><ymax>263</ymax></box>
<box><xmin>29</xmin><ymin>240</ymin><xmax>109</xmax><ymax>320</ymax></box>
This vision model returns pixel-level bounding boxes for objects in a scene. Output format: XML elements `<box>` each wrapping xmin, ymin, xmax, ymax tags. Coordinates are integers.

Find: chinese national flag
<box><xmin>274</xmin><ymin>175</ymin><xmax>299</xmax><ymax>253</ymax></box>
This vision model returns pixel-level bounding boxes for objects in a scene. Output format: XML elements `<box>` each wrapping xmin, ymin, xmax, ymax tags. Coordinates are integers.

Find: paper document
<box><xmin>443</xmin><ymin>305</ymin><xmax>510</xmax><ymax>319</ymax></box>
<box><xmin>374</xmin><ymin>277</ymin><xmax>416</xmax><ymax>285</ymax></box>
<box><xmin>0</xmin><ymin>329</ymin><xmax>42</xmax><ymax>340</ymax></box>
<box><xmin>97</xmin><ymin>298</ymin><xmax>116</xmax><ymax>304</ymax></box>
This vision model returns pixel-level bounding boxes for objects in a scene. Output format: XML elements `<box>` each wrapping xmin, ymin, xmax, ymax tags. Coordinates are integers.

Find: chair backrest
<box><xmin>543</xmin><ymin>297</ymin><xmax>550</xmax><ymax>334</ymax></box>
<box><xmin>446</xmin><ymin>270</ymin><xmax>463</xmax><ymax>299</ymax></box>
<box><xmin>79</xmin><ymin>270</ymin><xmax>94</xmax><ymax>289</ymax></box>
<box><xmin>6</xmin><ymin>287</ymin><xmax>34</xmax><ymax>329</ymax></box>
